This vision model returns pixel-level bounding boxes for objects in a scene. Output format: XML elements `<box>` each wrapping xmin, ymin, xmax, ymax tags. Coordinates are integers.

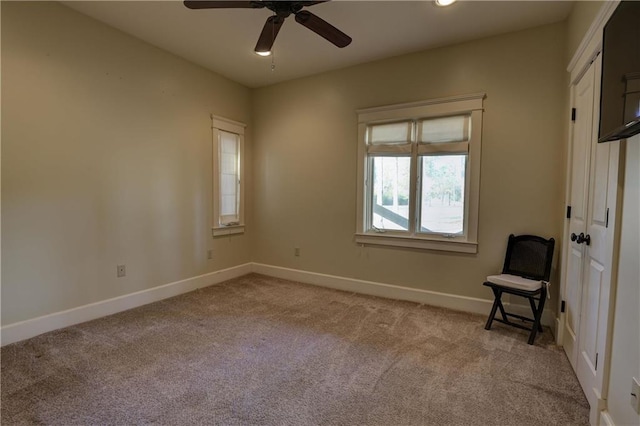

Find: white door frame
<box><xmin>558</xmin><ymin>0</ymin><xmax>618</xmax><ymax>347</ymax></box>
<box><xmin>559</xmin><ymin>2</ymin><xmax>622</xmax><ymax>425</ymax></box>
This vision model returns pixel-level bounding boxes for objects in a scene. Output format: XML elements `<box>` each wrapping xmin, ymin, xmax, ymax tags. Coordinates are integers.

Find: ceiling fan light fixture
<box><xmin>255</xmin><ymin>50</ymin><xmax>272</xmax><ymax>57</ymax></box>
<box><xmin>435</xmin><ymin>0</ymin><xmax>456</xmax><ymax>6</ymax></box>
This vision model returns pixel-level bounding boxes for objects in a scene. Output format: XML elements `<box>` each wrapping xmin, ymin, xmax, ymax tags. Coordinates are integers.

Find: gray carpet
<box><xmin>1</xmin><ymin>273</ymin><xmax>589</xmax><ymax>425</ymax></box>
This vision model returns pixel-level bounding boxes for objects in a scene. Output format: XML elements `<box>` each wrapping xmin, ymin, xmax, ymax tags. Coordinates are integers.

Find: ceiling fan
<box><xmin>183</xmin><ymin>1</ymin><xmax>352</xmax><ymax>55</ymax></box>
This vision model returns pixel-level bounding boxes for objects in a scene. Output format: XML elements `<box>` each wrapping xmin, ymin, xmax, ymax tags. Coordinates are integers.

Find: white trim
<box><xmin>212</xmin><ymin>225</ymin><xmax>245</xmax><ymax>237</ymax></box>
<box><xmin>1</xmin><ymin>263</ymin><xmax>557</xmax><ymax>347</ymax></box>
<box><xmin>567</xmin><ymin>1</ymin><xmax>619</xmax><ymax>77</ymax></box>
<box><xmin>252</xmin><ymin>263</ymin><xmax>555</xmax><ymax>327</ymax></box>
<box><xmin>354</xmin><ymin>233</ymin><xmax>477</xmax><ymax>253</ymax></box>
<box><xmin>357</xmin><ymin>93</ymin><xmax>486</xmax><ymax>121</ymax></box>
<box><xmin>210</xmin><ymin>114</ymin><xmax>246</xmax><ymax>134</ymax></box>
<box><xmin>562</xmin><ymin>8</ymin><xmax>626</xmax><ymax>421</ymax></box>
<box><xmin>555</xmin><ymin>314</ymin><xmax>564</xmax><ymax>346</ymax></box>
<box><xmin>0</xmin><ymin>263</ymin><xmax>252</xmax><ymax>346</ymax></box>
<box><xmin>561</xmin><ymin>1</ymin><xmax>615</xmax><ymax>345</ymax></box>
<box><xmin>600</xmin><ymin>410</ymin><xmax>615</xmax><ymax>426</ymax></box>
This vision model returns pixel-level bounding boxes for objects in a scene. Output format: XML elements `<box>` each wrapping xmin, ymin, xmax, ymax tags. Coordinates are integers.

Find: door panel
<box><xmin>590</xmin><ymin>142</ymin><xmax>610</xmax><ymax>224</ymax></box>
<box><xmin>582</xmin><ymin>258</ymin><xmax>604</xmax><ymax>369</ymax></box>
<box><xmin>578</xmin><ymin>126</ymin><xmax>616</xmax><ymax>419</ymax></box>
<box><xmin>564</xmin><ymin>54</ymin><xmax>621</xmax><ymax>425</ymax></box>
<box><xmin>563</xmin><ymin>61</ymin><xmax>595</xmax><ymax>369</ymax></box>
<box><xmin>564</xmin><ymin>246</ymin><xmax>582</xmax><ymax>367</ymax></box>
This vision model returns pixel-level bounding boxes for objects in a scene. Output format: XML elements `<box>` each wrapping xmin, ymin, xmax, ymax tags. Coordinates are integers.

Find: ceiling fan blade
<box><xmin>254</xmin><ymin>15</ymin><xmax>285</xmax><ymax>53</ymax></box>
<box><xmin>298</xmin><ymin>1</ymin><xmax>328</xmax><ymax>6</ymax></box>
<box><xmin>183</xmin><ymin>1</ymin><xmax>263</xmax><ymax>9</ymax></box>
<box><xmin>294</xmin><ymin>10</ymin><xmax>351</xmax><ymax>48</ymax></box>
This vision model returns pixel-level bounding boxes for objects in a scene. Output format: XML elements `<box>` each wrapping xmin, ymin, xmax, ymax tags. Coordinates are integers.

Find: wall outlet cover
<box><xmin>117</xmin><ymin>264</ymin><xmax>126</xmax><ymax>278</ymax></box>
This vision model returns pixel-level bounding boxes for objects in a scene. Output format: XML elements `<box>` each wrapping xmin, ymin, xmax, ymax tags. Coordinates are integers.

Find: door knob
<box><xmin>575</xmin><ymin>232</ymin><xmax>591</xmax><ymax>245</ymax></box>
<box><xmin>570</xmin><ymin>233</ymin><xmax>578</xmax><ymax>242</ymax></box>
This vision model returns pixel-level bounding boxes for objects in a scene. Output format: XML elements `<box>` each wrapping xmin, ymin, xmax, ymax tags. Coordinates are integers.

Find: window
<box><xmin>356</xmin><ymin>94</ymin><xmax>485</xmax><ymax>253</ymax></box>
<box><xmin>212</xmin><ymin>115</ymin><xmax>245</xmax><ymax>237</ymax></box>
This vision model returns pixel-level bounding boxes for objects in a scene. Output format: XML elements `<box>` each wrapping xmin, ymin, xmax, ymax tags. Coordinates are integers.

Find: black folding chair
<box><xmin>483</xmin><ymin>234</ymin><xmax>555</xmax><ymax>345</ymax></box>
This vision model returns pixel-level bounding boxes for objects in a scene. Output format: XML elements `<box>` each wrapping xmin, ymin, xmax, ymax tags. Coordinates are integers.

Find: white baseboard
<box><xmin>555</xmin><ymin>315</ymin><xmax>564</xmax><ymax>346</ymax></box>
<box><xmin>252</xmin><ymin>263</ymin><xmax>556</xmax><ymax>328</ymax></box>
<box><xmin>1</xmin><ymin>262</ymin><xmax>558</xmax><ymax>347</ymax></box>
<box><xmin>0</xmin><ymin>263</ymin><xmax>252</xmax><ymax>346</ymax></box>
<box><xmin>600</xmin><ymin>410</ymin><xmax>615</xmax><ymax>426</ymax></box>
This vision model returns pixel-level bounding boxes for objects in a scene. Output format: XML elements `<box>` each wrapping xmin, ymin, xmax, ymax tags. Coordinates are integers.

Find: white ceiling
<box><xmin>63</xmin><ymin>1</ymin><xmax>574</xmax><ymax>88</ymax></box>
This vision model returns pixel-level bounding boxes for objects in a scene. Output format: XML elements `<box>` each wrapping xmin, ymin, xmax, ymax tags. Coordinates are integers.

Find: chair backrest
<box><xmin>502</xmin><ymin>234</ymin><xmax>555</xmax><ymax>281</ymax></box>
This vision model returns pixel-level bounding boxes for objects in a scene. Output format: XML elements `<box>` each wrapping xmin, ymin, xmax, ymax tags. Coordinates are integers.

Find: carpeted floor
<box><xmin>1</xmin><ymin>273</ymin><xmax>589</xmax><ymax>425</ymax></box>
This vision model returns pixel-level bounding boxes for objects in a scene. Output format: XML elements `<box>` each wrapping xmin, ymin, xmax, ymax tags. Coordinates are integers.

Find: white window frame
<box><xmin>355</xmin><ymin>93</ymin><xmax>485</xmax><ymax>253</ymax></box>
<box><xmin>211</xmin><ymin>115</ymin><xmax>245</xmax><ymax>237</ymax></box>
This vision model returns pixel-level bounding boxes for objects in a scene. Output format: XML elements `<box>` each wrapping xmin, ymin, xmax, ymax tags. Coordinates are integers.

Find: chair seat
<box><xmin>486</xmin><ymin>274</ymin><xmax>543</xmax><ymax>292</ymax></box>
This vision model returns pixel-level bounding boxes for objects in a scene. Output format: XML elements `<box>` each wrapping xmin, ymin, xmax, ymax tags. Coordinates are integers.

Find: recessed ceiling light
<box><xmin>255</xmin><ymin>50</ymin><xmax>272</xmax><ymax>57</ymax></box>
<box><xmin>435</xmin><ymin>0</ymin><xmax>456</xmax><ymax>6</ymax></box>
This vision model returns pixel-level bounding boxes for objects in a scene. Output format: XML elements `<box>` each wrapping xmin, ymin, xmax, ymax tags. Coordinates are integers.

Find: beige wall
<box><xmin>566</xmin><ymin>1</ymin><xmax>605</xmax><ymax>64</ymax></box>
<box><xmin>252</xmin><ymin>23</ymin><xmax>567</xmax><ymax>305</ymax></box>
<box><xmin>1</xmin><ymin>1</ymin><xmax>253</xmax><ymax>325</ymax></box>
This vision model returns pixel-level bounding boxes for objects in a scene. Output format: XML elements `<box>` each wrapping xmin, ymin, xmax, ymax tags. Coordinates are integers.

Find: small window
<box><xmin>356</xmin><ymin>94</ymin><xmax>484</xmax><ymax>253</ymax></box>
<box><xmin>219</xmin><ymin>130</ymin><xmax>240</xmax><ymax>224</ymax></box>
<box><xmin>212</xmin><ymin>115</ymin><xmax>245</xmax><ymax>237</ymax></box>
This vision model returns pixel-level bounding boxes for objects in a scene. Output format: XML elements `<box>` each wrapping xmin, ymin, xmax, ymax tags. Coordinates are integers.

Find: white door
<box><xmin>563</xmin><ymin>59</ymin><xmax>596</xmax><ymax>371</ymax></box>
<box><xmin>563</xmin><ymin>55</ymin><xmax>621</xmax><ymax>424</ymax></box>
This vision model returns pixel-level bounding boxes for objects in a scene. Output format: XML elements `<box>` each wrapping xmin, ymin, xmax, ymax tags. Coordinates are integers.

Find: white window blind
<box><xmin>368</xmin><ymin>121</ymin><xmax>411</xmax><ymax>145</ymax></box>
<box><xmin>419</xmin><ymin>115</ymin><xmax>469</xmax><ymax>143</ymax></box>
<box><xmin>219</xmin><ymin>130</ymin><xmax>240</xmax><ymax>223</ymax></box>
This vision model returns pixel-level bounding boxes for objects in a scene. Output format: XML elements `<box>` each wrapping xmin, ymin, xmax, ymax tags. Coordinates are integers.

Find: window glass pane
<box><xmin>371</xmin><ymin>156</ymin><xmax>411</xmax><ymax>231</ymax></box>
<box><xmin>221</xmin><ymin>195</ymin><xmax>237</xmax><ymax>216</ymax></box>
<box><xmin>219</xmin><ymin>131</ymin><xmax>239</xmax><ymax>220</ymax></box>
<box><xmin>420</xmin><ymin>155</ymin><xmax>466</xmax><ymax>234</ymax></box>
<box><xmin>221</xmin><ymin>153</ymin><xmax>237</xmax><ymax>175</ymax></box>
<box><xmin>220</xmin><ymin>131</ymin><xmax>238</xmax><ymax>154</ymax></box>
<box><xmin>419</xmin><ymin>115</ymin><xmax>469</xmax><ymax>143</ymax></box>
<box><xmin>369</xmin><ymin>122</ymin><xmax>411</xmax><ymax>145</ymax></box>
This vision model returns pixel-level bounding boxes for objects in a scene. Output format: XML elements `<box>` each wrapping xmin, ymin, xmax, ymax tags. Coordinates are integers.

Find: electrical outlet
<box><xmin>207</xmin><ymin>249</ymin><xmax>213</xmax><ymax>260</ymax></box>
<box><xmin>294</xmin><ymin>247</ymin><xmax>300</xmax><ymax>257</ymax></box>
<box><xmin>632</xmin><ymin>377</ymin><xmax>640</xmax><ymax>414</ymax></box>
<box><xmin>117</xmin><ymin>264</ymin><xmax>126</xmax><ymax>278</ymax></box>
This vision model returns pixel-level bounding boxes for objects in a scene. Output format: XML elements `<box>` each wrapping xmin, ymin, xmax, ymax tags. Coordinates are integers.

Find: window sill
<box><xmin>354</xmin><ymin>233</ymin><xmax>477</xmax><ymax>254</ymax></box>
<box><xmin>212</xmin><ymin>225</ymin><xmax>245</xmax><ymax>237</ymax></box>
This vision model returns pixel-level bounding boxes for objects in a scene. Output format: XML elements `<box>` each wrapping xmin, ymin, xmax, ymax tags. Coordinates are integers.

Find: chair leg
<box><xmin>496</xmin><ymin>294</ymin><xmax>508</xmax><ymax>322</ymax></box>
<box><xmin>527</xmin><ymin>286</ymin><xmax>547</xmax><ymax>345</ymax></box>
<box><xmin>485</xmin><ymin>288</ymin><xmax>502</xmax><ymax>330</ymax></box>
<box><xmin>528</xmin><ymin>297</ymin><xmax>544</xmax><ymax>332</ymax></box>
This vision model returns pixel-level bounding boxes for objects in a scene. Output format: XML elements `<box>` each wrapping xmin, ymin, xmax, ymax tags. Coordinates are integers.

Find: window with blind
<box><xmin>212</xmin><ymin>115</ymin><xmax>245</xmax><ymax>237</ymax></box>
<box><xmin>219</xmin><ymin>131</ymin><xmax>240</xmax><ymax>224</ymax></box>
<box><xmin>356</xmin><ymin>94</ymin><xmax>485</xmax><ymax>253</ymax></box>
